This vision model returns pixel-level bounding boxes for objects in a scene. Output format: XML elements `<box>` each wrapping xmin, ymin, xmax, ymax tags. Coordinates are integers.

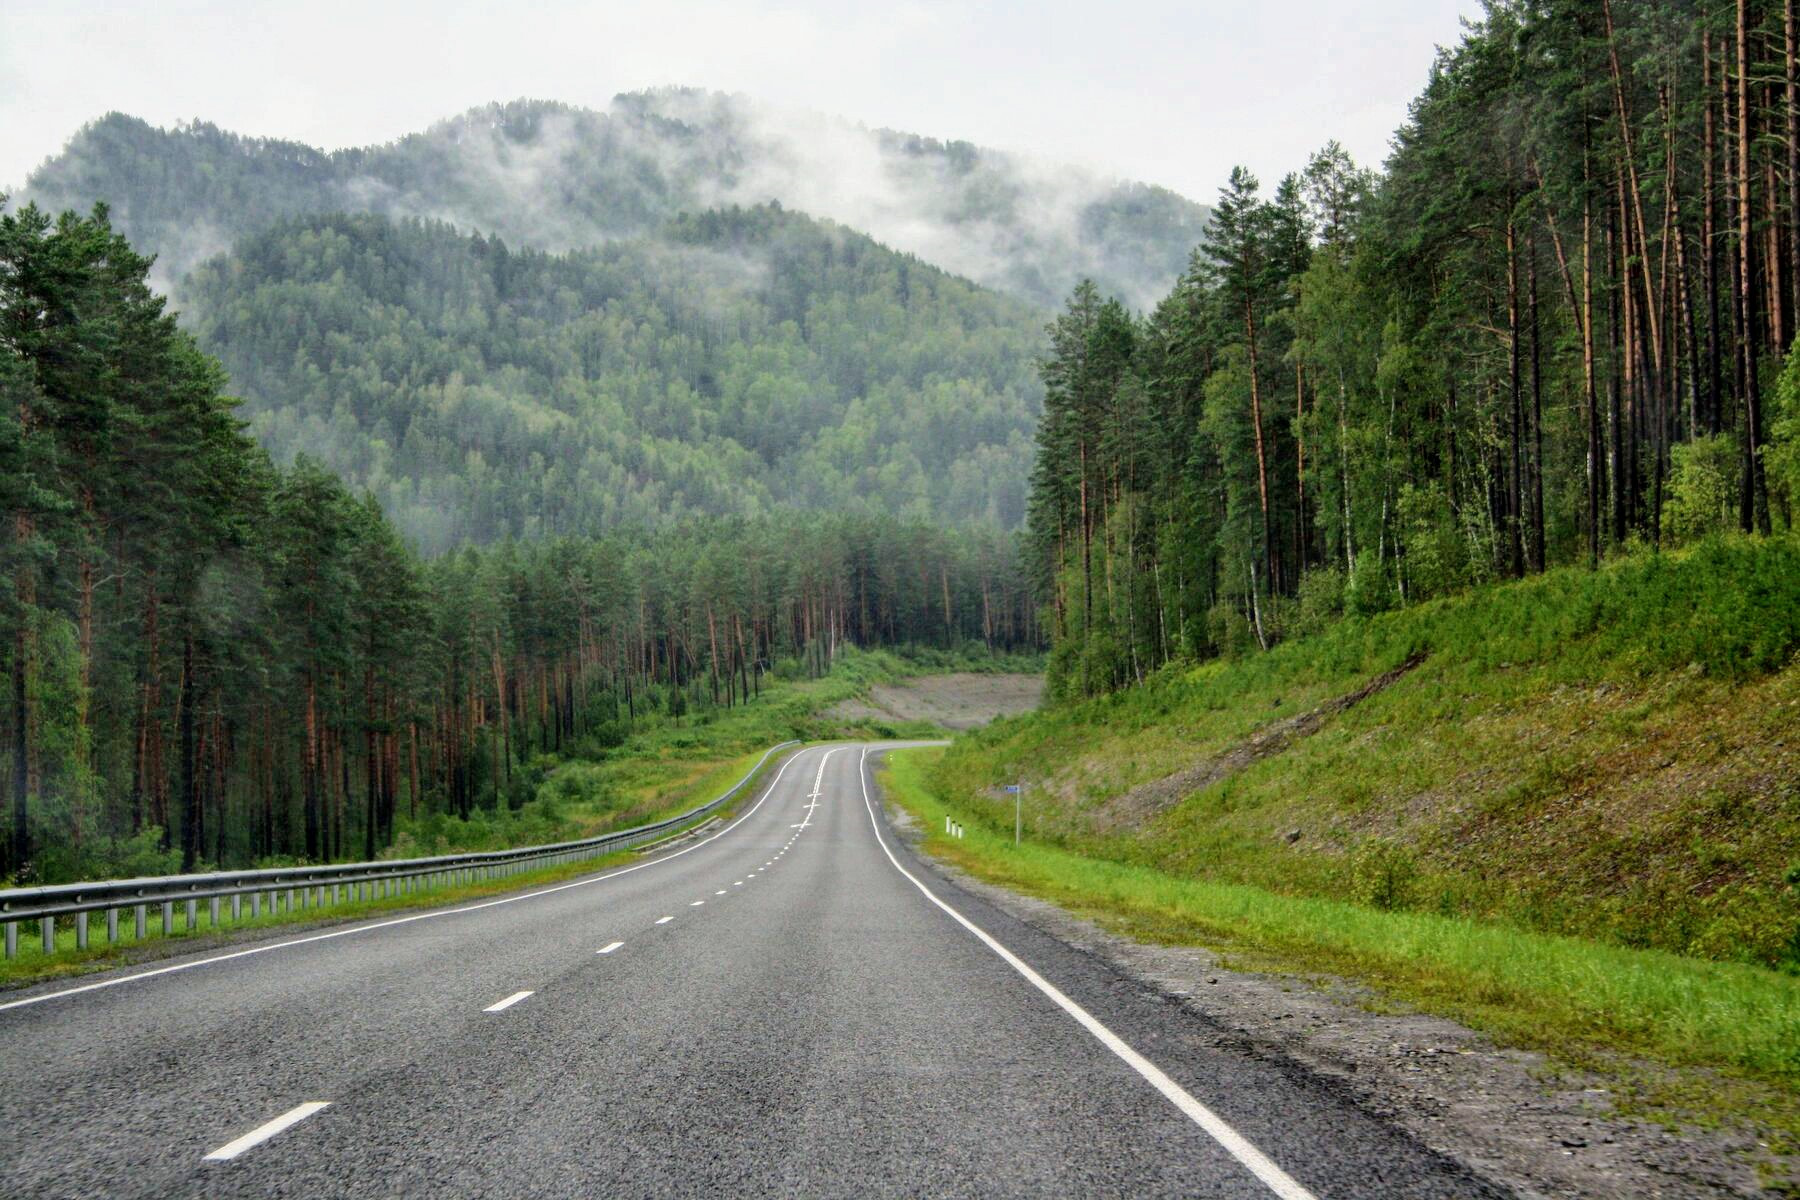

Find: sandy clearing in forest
<box><xmin>831</xmin><ymin>673</ymin><xmax>1043</xmax><ymax>730</ymax></box>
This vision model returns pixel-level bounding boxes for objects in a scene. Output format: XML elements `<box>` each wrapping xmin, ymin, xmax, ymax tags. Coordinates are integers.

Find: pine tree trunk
<box><xmin>304</xmin><ymin>668</ymin><xmax>321</xmax><ymax>859</ymax></box>
<box><xmin>179</xmin><ymin>632</ymin><xmax>197</xmax><ymax>872</ymax></box>
<box><xmin>1603</xmin><ymin>0</ymin><xmax>1665</xmax><ymax>389</ymax></box>
<box><xmin>364</xmin><ymin>666</ymin><xmax>377</xmax><ymax>860</ymax></box>
<box><xmin>9</xmin><ymin>554</ymin><xmax>28</xmax><ymax>877</ymax></box>
<box><xmin>1704</xmin><ymin>39</ymin><xmax>1724</xmax><ymax>435</ymax></box>
<box><xmin>1507</xmin><ymin>200</ymin><xmax>1525</xmax><ymax>577</ymax></box>
<box><xmin>1737</xmin><ymin>0</ymin><xmax>1771</xmax><ymax>531</ymax></box>
<box><xmin>1528</xmin><ymin>231</ymin><xmax>1546</xmax><ymax>571</ymax></box>
<box><xmin>1789</xmin><ymin>0</ymin><xmax>1800</xmax><ymax>338</ymax></box>
<box><xmin>1584</xmin><ymin>158</ymin><xmax>1602</xmax><ymax>566</ymax></box>
<box><xmin>1244</xmin><ymin>297</ymin><xmax>1274</xmax><ymax>595</ymax></box>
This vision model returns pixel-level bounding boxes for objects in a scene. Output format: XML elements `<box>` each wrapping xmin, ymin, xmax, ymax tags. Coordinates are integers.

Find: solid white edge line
<box><xmin>484</xmin><ymin>990</ymin><xmax>534</xmax><ymax>1012</ymax></box>
<box><xmin>0</xmin><ymin>747</ymin><xmax>818</xmax><ymax>1014</ymax></box>
<box><xmin>203</xmin><ymin>1101</ymin><xmax>330</xmax><ymax>1162</ymax></box>
<box><xmin>597</xmin><ymin>941</ymin><xmax>624</xmax><ymax>955</ymax></box>
<box><xmin>855</xmin><ymin>746</ymin><xmax>1318</xmax><ymax>1200</ymax></box>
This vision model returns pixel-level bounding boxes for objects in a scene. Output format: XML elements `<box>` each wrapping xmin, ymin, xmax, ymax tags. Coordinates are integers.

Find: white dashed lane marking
<box><xmin>203</xmin><ymin>1102</ymin><xmax>330</xmax><ymax>1163</ymax></box>
<box><xmin>484</xmin><ymin>991</ymin><xmax>534</xmax><ymax>1013</ymax></box>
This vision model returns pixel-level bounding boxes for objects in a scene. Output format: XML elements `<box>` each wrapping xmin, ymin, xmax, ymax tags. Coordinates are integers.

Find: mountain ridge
<box><xmin>16</xmin><ymin>90</ymin><xmax>1210</xmax><ymax>309</ymax></box>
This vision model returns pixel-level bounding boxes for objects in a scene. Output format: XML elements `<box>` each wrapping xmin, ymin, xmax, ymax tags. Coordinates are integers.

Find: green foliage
<box><xmin>1291</xmin><ymin>568</ymin><xmax>1344</xmax><ymax>638</ymax></box>
<box><xmin>0</xmin><ymin>207</ymin><xmax>1042</xmax><ymax>885</ymax></box>
<box><xmin>1351</xmin><ymin>842</ymin><xmax>1419</xmax><ymax>912</ymax></box>
<box><xmin>178</xmin><ymin>209</ymin><xmax>1044</xmax><ymax>551</ymax></box>
<box><xmin>925</xmin><ymin>535</ymin><xmax>1800</xmax><ymax>973</ymax></box>
<box><xmin>1771</xmin><ymin>340</ymin><xmax>1800</xmax><ymax>518</ymax></box>
<box><xmin>1023</xmin><ymin>3</ymin><xmax>1798</xmax><ymax>695</ymax></box>
<box><xmin>1663</xmin><ymin>435</ymin><xmax>1744</xmax><ymax>546</ymax></box>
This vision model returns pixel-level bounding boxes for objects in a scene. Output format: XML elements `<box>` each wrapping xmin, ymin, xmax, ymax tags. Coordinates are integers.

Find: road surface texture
<box><xmin>0</xmin><ymin>744</ymin><xmax>1508</xmax><ymax>1198</ymax></box>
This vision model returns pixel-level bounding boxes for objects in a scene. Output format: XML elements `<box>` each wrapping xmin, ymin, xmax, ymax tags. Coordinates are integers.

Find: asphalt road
<box><xmin>0</xmin><ymin>744</ymin><xmax>1509</xmax><ymax>1198</ymax></box>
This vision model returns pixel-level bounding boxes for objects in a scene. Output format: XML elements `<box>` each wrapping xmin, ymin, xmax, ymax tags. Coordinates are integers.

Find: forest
<box><xmin>180</xmin><ymin>206</ymin><xmax>1044</xmax><ymax>550</ymax></box>
<box><xmin>20</xmin><ymin>93</ymin><xmax>1208</xmax><ymax>312</ymax></box>
<box><xmin>1028</xmin><ymin>0</ymin><xmax>1800</xmax><ymax>698</ymax></box>
<box><xmin>1</xmin><ymin>204</ymin><xmax>1036</xmax><ymax>884</ymax></box>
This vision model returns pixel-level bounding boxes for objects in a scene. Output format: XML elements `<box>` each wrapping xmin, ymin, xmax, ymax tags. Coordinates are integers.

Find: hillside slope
<box><xmin>923</xmin><ymin>537</ymin><xmax>1800</xmax><ymax>969</ymax></box>
<box><xmin>17</xmin><ymin>93</ymin><xmax>1209</xmax><ymax>309</ymax></box>
<box><xmin>177</xmin><ymin>207</ymin><xmax>1043</xmax><ymax>550</ymax></box>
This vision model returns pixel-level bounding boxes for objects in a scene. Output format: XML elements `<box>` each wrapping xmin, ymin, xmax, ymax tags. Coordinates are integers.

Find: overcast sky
<box><xmin>1</xmin><ymin>0</ymin><xmax>1482</xmax><ymax>202</ymax></box>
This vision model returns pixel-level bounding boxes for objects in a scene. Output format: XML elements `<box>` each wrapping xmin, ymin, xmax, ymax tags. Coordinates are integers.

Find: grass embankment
<box><xmin>885</xmin><ymin>537</ymin><xmax>1800</xmax><ymax>1134</ymax></box>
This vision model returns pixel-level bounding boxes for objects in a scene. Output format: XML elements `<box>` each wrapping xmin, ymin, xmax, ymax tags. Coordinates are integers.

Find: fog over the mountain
<box><xmin>19</xmin><ymin>89</ymin><xmax>1208</xmax><ymax>309</ymax></box>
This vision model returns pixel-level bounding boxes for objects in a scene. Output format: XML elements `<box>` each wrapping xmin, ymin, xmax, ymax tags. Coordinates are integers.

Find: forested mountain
<box><xmin>1028</xmin><ymin>1</ymin><xmax>1800</xmax><ymax>699</ymax></box>
<box><xmin>179</xmin><ymin>206</ymin><xmax>1043</xmax><ymax>551</ymax></box>
<box><xmin>11</xmin><ymin>92</ymin><xmax>1200</xmax><ymax>547</ymax></box>
<box><xmin>2</xmin><ymin>205</ymin><xmax>1036</xmax><ymax>882</ymax></box>
<box><xmin>19</xmin><ymin>91</ymin><xmax>1209</xmax><ymax>310</ymax></box>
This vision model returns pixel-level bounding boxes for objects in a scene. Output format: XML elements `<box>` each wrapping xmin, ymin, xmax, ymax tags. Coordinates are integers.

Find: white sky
<box><xmin>1</xmin><ymin>0</ymin><xmax>1483</xmax><ymax>203</ymax></box>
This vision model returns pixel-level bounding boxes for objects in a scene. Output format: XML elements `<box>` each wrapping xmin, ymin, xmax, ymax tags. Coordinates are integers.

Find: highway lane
<box><xmin>0</xmin><ymin>743</ymin><xmax>1507</xmax><ymax>1198</ymax></box>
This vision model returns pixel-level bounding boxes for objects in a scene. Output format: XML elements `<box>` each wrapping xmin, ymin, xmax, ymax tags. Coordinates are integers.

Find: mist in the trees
<box><xmin>16</xmin><ymin>91</ymin><xmax>1209</xmax><ymax>311</ymax></box>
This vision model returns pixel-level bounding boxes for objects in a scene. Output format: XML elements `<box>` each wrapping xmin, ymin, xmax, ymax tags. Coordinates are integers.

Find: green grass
<box><xmin>880</xmin><ymin>746</ymin><xmax>1800</xmax><ymax>1138</ymax></box>
<box><xmin>933</xmin><ymin>536</ymin><xmax>1800</xmax><ymax>969</ymax></box>
<box><xmin>882</xmin><ymin>538</ymin><xmax>1800</xmax><ymax>1145</ymax></box>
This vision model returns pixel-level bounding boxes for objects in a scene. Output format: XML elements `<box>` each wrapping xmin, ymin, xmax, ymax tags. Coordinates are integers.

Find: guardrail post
<box><xmin>231</xmin><ymin>894</ymin><xmax>241</xmax><ymax>921</ymax></box>
<box><xmin>4</xmin><ymin>921</ymin><xmax>14</xmax><ymax>959</ymax></box>
<box><xmin>76</xmin><ymin>912</ymin><xmax>88</xmax><ymax>950</ymax></box>
<box><xmin>250</xmin><ymin>893</ymin><xmax>261</xmax><ymax>919</ymax></box>
<box><xmin>135</xmin><ymin>904</ymin><xmax>146</xmax><ymax>939</ymax></box>
<box><xmin>161</xmin><ymin>900</ymin><xmax>174</xmax><ymax>935</ymax></box>
<box><xmin>106</xmin><ymin>908</ymin><xmax>118</xmax><ymax>944</ymax></box>
<box><xmin>286</xmin><ymin>887</ymin><xmax>296</xmax><ymax>913</ymax></box>
<box><xmin>41</xmin><ymin>916</ymin><xmax>54</xmax><ymax>954</ymax></box>
<box><xmin>210</xmin><ymin>896</ymin><xmax>220</xmax><ymax>927</ymax></box>
<box><xmin>186</xmin><ymin>899</ymin><xmax>198</xmax><ymax>930</ymax></box>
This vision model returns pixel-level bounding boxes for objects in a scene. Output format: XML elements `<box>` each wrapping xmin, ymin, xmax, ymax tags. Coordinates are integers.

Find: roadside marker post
<box><xmin>1004</xmin><ymin>784</ymin><xmax>1022</xmax><ymax>845</ymax></box>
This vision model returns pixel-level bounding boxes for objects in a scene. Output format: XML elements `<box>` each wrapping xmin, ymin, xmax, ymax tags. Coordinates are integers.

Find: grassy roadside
<box><xmin>378</xmin><ymin>647</ymin><xmax>960</xmax><ymax>863</ymax></box>
<box><xmin>878</xmin><ymin>746</ymin><xmax>1800</xmax><ymax>1142</ymax></box>
<box><xmin>0</xmin><ymin>742</ymin><xmax>800</xmax><ymax>990</ymax></box>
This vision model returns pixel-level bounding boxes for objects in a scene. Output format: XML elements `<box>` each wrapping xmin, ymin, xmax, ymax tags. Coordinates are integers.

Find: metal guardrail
<box><xmin>0</xmin><ymin>740</ymin><xmax>801</xmax><ymax>960</ymax></box>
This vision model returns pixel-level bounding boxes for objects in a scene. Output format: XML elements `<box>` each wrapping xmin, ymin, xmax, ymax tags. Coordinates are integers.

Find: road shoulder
<box><xmin>874</xmin><ymin>767</ymin><xmax>1780</xmax><ymax>1200</ymax></box>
